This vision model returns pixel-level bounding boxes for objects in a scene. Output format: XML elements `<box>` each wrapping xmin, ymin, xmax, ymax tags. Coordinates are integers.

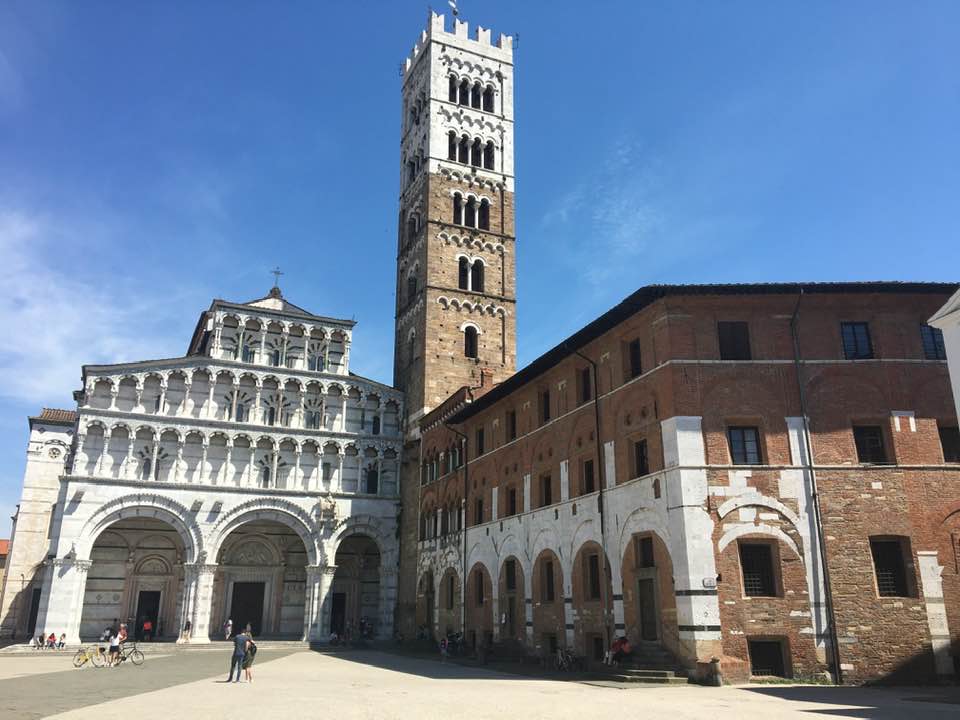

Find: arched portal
<box><xmin>79</xmin><ymin>517</ymin><xmax>185</xmax><ymax>641</ymax></box>
<box><xmin>330</xmin><ymin>535</ymin><xmax>380</xmax><ymax>638</ymax></box>
<box><xmin>212</xmin><ymin>520</ymin><xmax>308</xmax><ymax>638</ymax></box>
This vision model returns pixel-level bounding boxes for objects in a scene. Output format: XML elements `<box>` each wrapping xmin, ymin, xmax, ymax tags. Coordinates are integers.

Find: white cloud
<box><xmin>0</xmin><ymin>209</ymin><xmax>196</xmax><ymax>406</ymax></box>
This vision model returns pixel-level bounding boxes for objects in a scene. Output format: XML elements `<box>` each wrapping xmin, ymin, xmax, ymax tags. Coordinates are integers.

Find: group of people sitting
<box><xmin>33</xmin><ymin>633</ymin><xmax>65</xmax><ymax>650</ymax></box>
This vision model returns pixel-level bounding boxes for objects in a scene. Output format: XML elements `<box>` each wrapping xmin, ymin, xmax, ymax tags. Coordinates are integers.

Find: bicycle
<box><xmin>115</xmin><ymin>641</ymin><xmax>144</xmax><ymax>666</ymax></box>
<box><xmin>73</xmin><ymin>645</ymin><xmax>106</xmax><ymax>668</ymax></box>
<box><xmin>554</xmin><ymin>647</ymin><xmax>583</xmax><ymax>672</ymax></box>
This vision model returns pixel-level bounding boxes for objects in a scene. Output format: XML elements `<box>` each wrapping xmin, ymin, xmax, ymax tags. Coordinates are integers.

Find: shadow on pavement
<box><xmin>741</xmin><ymin>685</ymin><xmax>960</xmax><ymax>718</ymax></box>
<box><xmin>319</xmin><ymin>647</ymin><xmax>549</xmax><ymax>682</ymax></box>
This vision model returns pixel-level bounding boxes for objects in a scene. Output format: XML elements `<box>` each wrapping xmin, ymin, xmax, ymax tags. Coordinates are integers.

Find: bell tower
<box><xmin>393</xmin><ymin>11</ymin><xmax>517</xmax><ymax>429</ymax></box>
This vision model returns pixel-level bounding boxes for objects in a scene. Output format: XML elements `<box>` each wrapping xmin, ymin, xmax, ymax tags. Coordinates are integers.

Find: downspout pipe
<box><xmin>569</xmin><ymin>345</ymin><xmax>613</xmax><ymax>651</ymax></box>
<box><xmin>790</xmin><ymin>289</ymin><xmax>843</xmax><ymax>685</ymax></box>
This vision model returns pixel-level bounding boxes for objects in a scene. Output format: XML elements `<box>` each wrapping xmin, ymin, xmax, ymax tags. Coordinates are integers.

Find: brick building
<box><xmin>412</xmin><ymin>282</ymin><xmax>960</xmax><ymax>683</ymax></box>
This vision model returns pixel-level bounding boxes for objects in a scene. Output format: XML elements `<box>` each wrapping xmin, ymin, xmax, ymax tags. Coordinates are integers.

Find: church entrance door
<box><xmin>230</xmin><ymin>582</ymin><xmax>265</xmax><ymax>637</ymax></box>
<box><xmin>135</xmin><ymin>591</ymin><xmax>161</xmax><ymax>640</ymax></box>
<box><xmin>330</xmin><ymin>593</ymin><xmax>346</xmax><ymax>635</ymax></box>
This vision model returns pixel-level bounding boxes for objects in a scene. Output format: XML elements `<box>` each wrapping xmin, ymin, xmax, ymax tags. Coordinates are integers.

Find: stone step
<box><xmin>602</xmin><ymin>672</ymin><xmax>690</xmax><ymax>685</ymax></box>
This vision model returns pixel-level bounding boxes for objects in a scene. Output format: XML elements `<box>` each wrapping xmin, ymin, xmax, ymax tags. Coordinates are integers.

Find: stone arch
<box><xmin>75</xmin><ymin>494</ymin><xmax>203</xmax><ymax>564</ymax></box>
<box><xmin>717</xmin><ymin>523</ymin><xmax>802</xmax><ymax>559</ymax></box>
<box><xmin>209</xmin><ymin>499</ymin><xmax>320</xmax><ymax>566</ymax></box>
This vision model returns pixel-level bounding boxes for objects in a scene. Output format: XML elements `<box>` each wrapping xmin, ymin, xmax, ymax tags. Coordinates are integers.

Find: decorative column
<box><xmin>318</xmin><ymin>565</ymin><xmax>338</xmax><ymax>641</ymax></box>
<box><xmin>231</xmin><ymin>381</ymin><xmax>239</xmax><ymax>421</ymax></box>
<box><xmin>341</xmin><ymin>394</ymin><xmax>348</xmax><ymax>432</ymax></box>
<box><xmin>375</xmin><ymin>456</ymin><xmax>383</xmax><ymax>496</ymax></box>
<box><xmin>293</xmin><ymin>450</ymin><xmax>302</xmax><ymax>490</ymax></box>
<box><xmin>303</xmin><ymin>564</ymin><xmax>322</xmax><ymax>641</ymax></box>
<box><xmin>342</xmin><ymin>338</ymin><xmax>351</xmax><ymax>373</ymax></box>
<box><xmin>182</xmin><ymin>381</ymin><xmax>192</xmax><ymax>417</ymax></box>
<box><xmin>254</xmin><ymin>384</ymin><xmax>263</xmax><ymax>424</ymax></box>
<box><xmin>35</xmin><ymin>557</ymin><xmax>93</xmax><ymax>646</ymax></box>
<box><xmin>270</xmin><ymin>449</ymin><xmax>279</xmax><ymax>489</ymax></box>
<box><xmin>222</xmin><ymin>442</ymin><xmax>233</xmax><ymax>486</ymax></box>
<box><xmin>180</xmin><ymin>563</ymin><xmax>217</xmax><ymax>644</ymax></box>
<box><xmin>336</xmin><ymin>452</ymin><xmax>343</xmax><ymax>493</ymax></box>
<box><xmin>95</xmin><ymin>430</ymin><xmax>110</xmax><ymax>476</ymax></box>
<box><xmin>150</xmin><ymin>440</ymin><xmax>160</xmax><ymax>481</ymax></box>
<box><xmin>200</xmin><ymin>442</ymin><xmax>208</xmax><ymax>485</ymax></box>
<box><xmin>213</xmin><ymin>316</ymin><xmax>223</xmax><ymax>358</ymax></box>
<box><xmin>302</xmin><ymin>326</ymin><xmax>313</xmax><ymax>370</ymax></box>
<box><xmin>378</xmin><ymin>404</ymin><xmax>386</xmax><ymax>435</ymax></box>
<box><xmin>158</xmin><ymin>382</ymin><xmax>167</xmax><ymax>415</ymax></box>
<box><xmin>206</xmin><ymin>382</ymin><xmax>217</xmax><ymax>419</ymax></box>
<box><xmin>134</xmin><ymin>382</ymin><xmax>144</xmax><ymax>413</ymax></box>
<box><xmin>259</xmin><ymin>329</ymin><xmax>268</xmax><ymax>365</ymax></box>
<box><xmin>247</xmin><ymin>447</ymin><xmax>256</xmax><ymax>486</ymax></box>
<box><xmin>125</xmin><ymin>436</ymin><xmax>136</xmax><ymax>479</ymax></box>
<box><xmin>281</xmin><ymin>327</ymin><xmax>290</xmax><ymax>367</ymax></box>
<box><xmin>109</xmin><ymin>387</ymin><xmax>118</xmax><ymax>411</ymax></box>
<box><xmin>298</xmin><ymin>388</ymin><xmax>306</xmax><ymax>428</ymax></box>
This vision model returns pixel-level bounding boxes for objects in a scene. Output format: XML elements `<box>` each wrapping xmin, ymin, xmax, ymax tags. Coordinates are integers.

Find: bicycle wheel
<box><xmin>73</xmin><ymin>650</ymin><xmax>88</xmax><ymax>668</ymax></box>
<box><xmin>129</xmin><ymin>649</ymin><xmax>144</xmax><ymax>666</ymax></box>
<box><xmin>90</xmin><ymin>648</ymin><xmax>105</xmax><ymax>667</ymax></box>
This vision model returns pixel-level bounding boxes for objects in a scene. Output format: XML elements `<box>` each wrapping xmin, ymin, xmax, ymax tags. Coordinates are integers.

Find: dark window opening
<box><xmin>539</xmin><ymin>389</ymin><xmax>551</xmax><ymax>425</ymax></box>
<box><xmin>627</xmin><ymin>338</ymin><xmax>642</xmax><ymax>379</ymax></box>
<box><xmin>582</xmin><ymin>458</ymin><xmax>595</xmax><ymax>494</ymax></box>
<box><xmin>482</xmin><ymin>86</ymin><xmax>494</xmax><ymax>112</ymax></box>
<box><xmin>447</xmin><ymin>131</ymin><xmax>457</xmax><ymax>160</ymax></box>
<box><xmin>507</xmin><ymin>488</ymin><xmax>517</xmax><ymax>516</ymax></box>
<box><xmin>505</xmin><ymin>559</ymin><xmax>516</xmax><ymax>590</ymax></box>
<box><xmin>474</xmin><ymin>497</ymin><xmax>484</xmax><ymax>525</ymax></box>
<box><xmin>458</xmin><ymin>257</ymin><xmax>469</xmax><ymax>289</ymax></box>
<box><xmin>748</xmin><ymin>640</ymin><xmax>787</xmax><ymax>678</ymax></box>
<box><xmin>718</xmin><ymin>321</ymin><xmax>751</xmax><ymax>360</ymax></box>
<box><xmin>470</xmin><ymin>138</ymin><xmax>482</xmax><ymax>167</ymax></box>
<box><xmin>453</xmin><ymin>194</ymin><xmax>463</xmax><ymax>224</ymax></box>
<box><xmin>921</xmin><ymin>324</ymin><xmax>947</xmax><ymax>360</ymax></box>
<box><xmin>406</xmin><ymin>275</ymin><xmax>418</xmax><ymax>305</ymax></box>
<box><xmin>841</xmin><ymin>321</ymin><xmax>874</xmax><ymax>359</ymax></box>
<box><xmin>543</xmin><ymin>560</ymin><xmax>555</xmax><ymax>602</ymax></box>
<box><xmin>465</xmin><ymin>197</ymin><xmax>477</xmax><ymax>227</ymax></box>
<box><xmin>475</xmin><ymin>427</ymin><xmax>485</xmax><ymax>456</ymax></box>
<box><xmin>506</xmin><ymin>410</ymin><xmax>517</xmax><ymax>441</ymax></box>
<box><xmin>459</xmin><ymin>79</ymin><xmax>469</xmax><ymax>106</ymax></box>
<box><xmin>470</xmin><ymin>83</ymin><xmax>481</xmax><ymax>109</ymax></box>
<box><xmin>634</xmin><ymin>439</ymin><xmax>649</xmax><ymax>478</ymax></box>
<box><xmin>464</xmin><ymin>326</ymin><xmax>479</xmax><ymax>359</ymax></box>
<box><xmin>636</xmin><ymin>536</ymin><xmax>655</xmax><ymax>569</ymax></box>
<box><xmin>586</xmin><ymin>554</ymin><xmax>601</xmax><ymax>600</ymax></box>
<box><xmin>448</xmin><ymin>76</ymin><xmax>457</xmax><ymax>101</ymax></box>
<box><xmin>483</xmin><ymin>141</ymin><xmax>495</xmax><ymax>170</ymax></box>
<box><xmin>728</xmin><ymin>426</ymin><xmax>762</xmax><ymax>465</ymax></box>
<box><xmin>871</xmin><ymin>537</ymin><xmax>912</xmax><ymax>597</ymax></box>
<box><xmin>540</xmin><ymin>474</ymin><xmax>553</xmax><ymax>507</ymax></box>
<box><xmin>478</xmin><ymin>199</ymin><xmax>490</xmax><ymax>230</ymax></box>
<box><xmin>739</xmin><ymin>543</ymin><xmax>777</xmax><ymax>597</ymax></box>
<box><xmin>853</xmin><ymin>425</ymin><xmax>888</xmax><ymax>464</ymax></box>
<box><xmin>940</xmin><ymin>425</ymin><xmax>960</xmax><ymax>463</ymax></box>
<box><xmin>458</xmin><ymin>135</ymin><xmax>469</xmax><ymax>164</ymax></box>
<box><xmin>578</xmin><ymin>366</ymin><xmax>592</xmax><ymax>405</ymax></box>
<box><xmin>471</xmin><ymin>260</ymin><xmax>484</xmax><ymax>292</ymax></box>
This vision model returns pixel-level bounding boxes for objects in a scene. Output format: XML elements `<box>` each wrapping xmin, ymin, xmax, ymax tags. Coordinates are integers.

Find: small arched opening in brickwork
<box><xmin>571</xmin><ymin>540</ymin><xmax>613</xmax><ymax>661</ymax></box>
<box><xmin>532</xmin><ymin>548</ymin><xmax>565</xmax><ymax>657</ymax></box>
<box><xmin>331</xmin><ymin>535</ymin><xmax>381</xmax><ymax>640</ymax></box>
<box><xmin>438</xmin><ymin>567</ymin><xmax>461</xmax><ymax>635</ymax></box>
<box><xmin>463</xmin><ymin>325</ymin><xmax>479</xmax><ymax>359</ymax></box>
<box><xmin>620</xmin><ymin>531</ymin><xmax>678</xmax><ymax>655</ymax></box>
<box><xmin>498</xmin><ymin>556</ymin><xmax>526</xmax><ymax>644</ymax></box>
<box><xmin>465</xmin><ymin>563</ymin><xmax>493</xmax><ymax>650</ymax></box>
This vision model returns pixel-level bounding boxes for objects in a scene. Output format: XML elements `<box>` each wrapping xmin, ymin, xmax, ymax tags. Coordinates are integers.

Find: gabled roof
<box><xmin>929</xmin><ymin>287</ymin><xmax>960</xmax><ymax>327</ymax></box>
<box><xmin>29</xmin><ymin>408</ymin><xmax>77</xmax><ymax>427</ymax></box>
<box><xmin>447</xmin><ymin>281</ymin><xmax>958</xmax><ymax>425</ymax></box>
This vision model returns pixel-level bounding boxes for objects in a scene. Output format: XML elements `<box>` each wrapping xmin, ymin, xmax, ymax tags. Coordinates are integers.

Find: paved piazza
<box><xmin>1</xmin><ymin>650</ymin><xmax>959</xmax><ymax>719</ymax></box>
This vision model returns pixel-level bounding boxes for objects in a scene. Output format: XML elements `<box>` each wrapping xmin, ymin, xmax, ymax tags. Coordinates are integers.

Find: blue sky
<box><xmin>1</xmin><ymin>1</ymin><xmax>958</xmax><ymax>531</ymax></box>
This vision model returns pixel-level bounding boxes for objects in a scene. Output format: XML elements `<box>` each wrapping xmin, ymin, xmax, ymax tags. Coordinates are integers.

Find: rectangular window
<box><xmin>940</xmin><ymin>425</ymin><xmax>960</xmax><ymax>463</ymax></box>
<box><xmin>748</xmin><ymin>639</ymin><xmax>787</xmax><ymax>678</ymax></box>
<box><xmin>634</xmin><ymin>439</ymin><xmax>649</xmax><ymax>477</ymax></box>
<box><xmin>506</xmin><ymin>410</ymin><xmax>517</xmax><ymax>441</ymax></box>
<box><xmin>921</xmin><ymin>324</ymin><xmax>947</xmax><ymax>360</ymax></box>
<box><xmin>475</xmin><ymin>570</ymin><xmax>485</xmax><ymax>605</ymax></box>
<box><xmin>475</xmin><ymin>427</ymin><xmax>485</xmax><ymax>456</ymax></box>
<box><xmin>853</xmin><ymin>425</ymin><xmax>888</xmax><ymax>464</ymax></box>
<box><xmin>871</xmin><ymin>538</ymin><xmax>912</xmax><ymax>597</ymax></box>
<box><xmin>582</xmin><ymin>459</ymin><xmax>595</xmax><ymax>494</ymax></box>
<box><xmin>543</xmin><ymin>560</ymin><xmax>555</xmax><ymax>602</ymax></box>
<box><xmin>507</xmin><ymin>488</ymin><xmax>517</xmax><ymax>516</ymax></box>
<box><xmin>586</xmin><ymin>553</ymin><xmax>601</xmax><ymax>600</ymax></box>
<box><xmin>739</xmin><ymin>542</ymin><xmax>777</xmax><ymax>597</ymax></box>
<box><xmin>540</xmin><ymin>474</ymin><xmax>552</xmax><ymax>507</ymax></box>
<box><xmin>474</xmin><ymin>497</ymin><xmax>484</xmax><ymax>525</ymax></box>
<box><xmin>539</xmin><ymin>389</ymin><xmax>551</xmax><ymax>425</ymax></box>
<box><xmin>506</xmin><ymin>559</ymin><xmax>516</xmax><ymax>591</ymax></box>
<box><xmin>718</xmin><ymin>321</ymin><xmax>752</xmax><ymax>360</ymax></box>
<box><xmin>728</xmin><ymin>427</ymin><xmax>762</xmax><ymax>465</ymax></box>
<box><xmin>636</xmin><ymin>536</ymin><xmax>655</xmax><ymax>569</ymax></box>
<box><xmin>625</xmin><ymin>337</ymin><xmax>643</xmax><ymax>380</ymax></box>
<box><xmin>841</xmin><ymin>321</ymin><xmax>874</xmax><ymax>359</ymax></box>
<box><xmin>578</xmin><ymin>367</ymin><xmax>592</xmax><ymax>405</ymax></box>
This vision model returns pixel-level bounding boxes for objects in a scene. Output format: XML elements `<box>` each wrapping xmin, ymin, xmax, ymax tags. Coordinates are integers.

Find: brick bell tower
<box><xmin>393</xmin><ymin>11</ymin><xmax>517</xmax><ymax>429</ymax></box>
<box><xmin>393</xmin><ymin>11</ymin><xmax>517</xmax><ymax>633</ymax></box>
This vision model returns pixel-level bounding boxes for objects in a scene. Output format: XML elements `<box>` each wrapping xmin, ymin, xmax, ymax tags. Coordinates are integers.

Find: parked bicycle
<box><xmin>115</xmin><ymin>641</ymin><xmax>144</xmax><ymax>666</ymax></box>
<box><xmin>73</xmin><ymin>645</ymin><xmax>106</xmax><ymax>668</ymax></box>
<box><xmin>554</xmin><ymin>647</ymin><xmax>584</xmax><ymax>672</ymax></box>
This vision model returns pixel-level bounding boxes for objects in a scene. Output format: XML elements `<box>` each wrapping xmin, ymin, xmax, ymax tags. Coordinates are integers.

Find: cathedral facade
<box><xmin>0</xmin><ymin>288</ymin><xmax>403</xmax><ymax>644</ymax></box>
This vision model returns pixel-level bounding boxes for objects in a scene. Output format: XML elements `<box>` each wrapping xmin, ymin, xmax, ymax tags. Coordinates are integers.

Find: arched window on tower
<box><xmin>483</xmin><ymin>141</ymin><xmax>495</xmax><ymax>170</ymax></box>
<box><xmin>465</xmin><ymin>197</ymin><xmax>477</xmax><ymax>228</ymax></box>
<box><xmin>471</xmin><ymin>138</ymin><xmax>482</xmax><ymax>167</ymax></box>
<box><xmin>471</xmin><ymin>260</ymin><xmax>484</xmax><ymax>293</ymax></box>
<box><xmin>141</xmin><ymin>457</ymin><xmax>152</xmax><ymax>480</ymax></box>
<box><xmin>266</xmin><ymin>406</ymin><xmax>276</xmax><ymax>426</ymax></box>
<box><xmin>464</xmin><ymin>325</ymin><xmax>479</xmax><ymax>359</ymax></box>
<box><xmin>471</xmin><ymin>82</ymin><xmax>481</xmax><ymax>109</ymax></box>
<box><xmin>406</xmin><ymin>214</ymin><xmax>418</xmax><ymax>245</ymax></box>
<box><xmin>407</xmin><ymin>161</ymin><xmax>416</xmax><ymax>185</ymax></box>
<box><xmin>458</xmin><ymin>257</ymin><xmax>469</xmax><ymax>290</ymax></box>
<box><xmin>458</xmin><ymin>135</ymin><xmax>469</xmax><ymax>164</ymax></box>
<box><xmin>408</xmin><ymin>331</ymin><xmax>417</xmax><ymax>366</ymax></box>
<box><xmin>447</xmin><ymin>131</ymin><xmax>457</xmax><ymax>161</ymax></box>
<box><xmin>449</xmin><ymin>75</ymin><xmax>458</xmax><ymax>102</ymax></box>
<box><xmin>483</xmin><ymin>85</ymin><xmax>495</xmax><ymax>112</ymax></box>
<box><xmin>407</xmin><ymin>275</ymin><xmax>418</xmax><ymax>305</ymax></box>
<box><xmin>453</xmin><ymin>194</ymin><xmax>463</xmax><ymax>225</ymax></box>
<box><xmin>271</xmin><ymin>349</ymin><xmax>281</xmax><ymax>367</ymax></box>
<box><xmin>459</xmin><ymin>79</ymin><xmax>470</xmax><ymax>106</ymax></box>
<box><xmin>478</xmin><ymin>199</ymin><xmax>490</xmax><ymax>230</ymax></box>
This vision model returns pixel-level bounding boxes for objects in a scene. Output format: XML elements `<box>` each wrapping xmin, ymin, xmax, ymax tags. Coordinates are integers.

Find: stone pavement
<box><xmin>1</xmin><ymin>649</ymin><xmax>959</xmax><ymax>719</ymax></box>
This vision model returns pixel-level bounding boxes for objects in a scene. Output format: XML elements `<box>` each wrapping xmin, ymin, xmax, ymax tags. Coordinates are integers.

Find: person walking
<box><xmin>227</xmin><ymin>628</ymin><xmax>248</xmax><ymax>683</ymax></box>
<box><xmin>439</xmin><ymin>636</ymin><xmax>448</xmax><ymax>663</ymax></box>
<box><xmin>142</xmin><ymin>618</ymin><xmax>153</xmax><ymax>642</ymax></box>
<box><xmin>223</xmin><ymin>618</ymin><xmax>233</xmax><ymax>641</ymax></box>
<box><xmin>242</xmin><ymin>636</ymin><xmax>257</xmax><ymax>683</ymax></box>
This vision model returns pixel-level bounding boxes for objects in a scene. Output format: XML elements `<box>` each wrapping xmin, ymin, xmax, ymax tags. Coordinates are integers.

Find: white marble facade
<box><xmin>3</xmin><ymin>288</ymin><xmax>403</xmax><ymax>644</ymax></box>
